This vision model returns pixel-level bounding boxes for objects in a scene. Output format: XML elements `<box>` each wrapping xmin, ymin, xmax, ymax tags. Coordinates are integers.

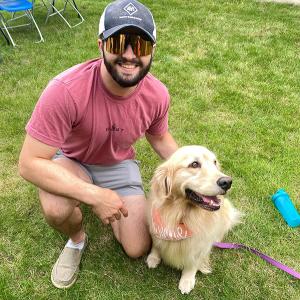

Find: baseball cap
<box><xmin>99</xmin><ymin>0</ymin><xmax>156</xmax><ymax>43</ymax></box>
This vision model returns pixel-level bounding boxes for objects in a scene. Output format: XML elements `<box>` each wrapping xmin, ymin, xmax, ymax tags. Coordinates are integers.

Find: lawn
<box><xmin>0</xmin><ymin>0</ymin><xmax>299</xmax><ymax>299</ymax></box>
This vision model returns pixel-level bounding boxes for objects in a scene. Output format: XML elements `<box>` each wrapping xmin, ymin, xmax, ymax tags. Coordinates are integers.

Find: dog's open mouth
<box><xmin>185</xmin><ymin>189</ymin><xmax>221</xmax><ymax>211</ymax></box>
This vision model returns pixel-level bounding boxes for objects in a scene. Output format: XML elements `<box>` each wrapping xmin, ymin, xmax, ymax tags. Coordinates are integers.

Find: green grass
<box><xmin>1</xmin><ymin>0</ymin><xmax>300</xmax><ymax>299</ymax></box>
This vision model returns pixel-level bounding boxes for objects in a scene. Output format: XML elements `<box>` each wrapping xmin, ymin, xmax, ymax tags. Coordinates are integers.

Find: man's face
<box><xmin>101</xmin><ymin>33</ymin><xmax>154</xmax><ymax>88</ymax></box>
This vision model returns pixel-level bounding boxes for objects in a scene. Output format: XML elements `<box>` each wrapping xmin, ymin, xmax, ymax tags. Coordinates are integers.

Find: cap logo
<box><xmin>123</xmin><ymin>3</ymin><xmax>138</xmax><ymax>15</ymax></box>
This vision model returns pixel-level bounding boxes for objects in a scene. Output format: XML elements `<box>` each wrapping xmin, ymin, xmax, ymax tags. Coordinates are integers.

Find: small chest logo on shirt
<box><xmin>106</xmin><ymin>124</ymin><xmax>124</xmax><ymax>133</ymax></box>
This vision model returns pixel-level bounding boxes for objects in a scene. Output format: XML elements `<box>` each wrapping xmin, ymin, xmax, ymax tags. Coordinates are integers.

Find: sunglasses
<box><xmin>105</xmin><ymin>33</ymin><xmax>154</xmax><ymax>57</ymax></box>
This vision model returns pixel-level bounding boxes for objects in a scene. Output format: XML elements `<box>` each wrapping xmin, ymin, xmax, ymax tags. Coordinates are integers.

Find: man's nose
<box><xmin>122</xmin><ymin>44</ymin><xmax>136</xmax><ymax>59</ymax></box>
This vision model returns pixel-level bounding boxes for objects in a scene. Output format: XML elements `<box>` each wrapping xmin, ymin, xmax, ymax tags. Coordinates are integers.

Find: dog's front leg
<box><xmin>146</xmin><ymin>246</ymin><xmax>161</xmax><ymax>268</ymax></box>
<box><xmin>178</xmin><ymin>267</ymin><xmax>198</xmax><ymax>294</ymax></box>
<box><xmin>198</xmin><ymin>255</ymin><xmax>212</xmax><ymax>274</ymax></box>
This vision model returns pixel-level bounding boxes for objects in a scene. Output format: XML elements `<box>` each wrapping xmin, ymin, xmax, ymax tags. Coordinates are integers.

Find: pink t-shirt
<box><xmin>26</xmin><ymin>59</ymin><xmax>170</xmax><ymax>165</ymax></box>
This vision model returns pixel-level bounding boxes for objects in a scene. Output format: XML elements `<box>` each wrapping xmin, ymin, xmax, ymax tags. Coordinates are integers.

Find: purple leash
<box><xmin>214</xmin><ymin>242</ymin><xmax>300</xmax><ymax>280</ymax></box>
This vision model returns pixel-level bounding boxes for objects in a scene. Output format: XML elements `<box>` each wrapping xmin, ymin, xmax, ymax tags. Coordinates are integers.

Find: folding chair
<box><xmin>0</xmin><ymin>0</ymin><xmax>44</xmax><ymax>47</ymax></box>
<box><xmin>42</xmin><ymin>0</ymin><xmax>84</xmax><ymax>28</ymax></box>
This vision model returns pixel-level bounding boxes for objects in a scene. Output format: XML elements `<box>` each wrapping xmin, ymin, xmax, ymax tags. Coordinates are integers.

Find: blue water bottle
<box><xmin>271</xmin><ymin>189</ymin><xmax>300</xmax><ymax>227</ymax></box>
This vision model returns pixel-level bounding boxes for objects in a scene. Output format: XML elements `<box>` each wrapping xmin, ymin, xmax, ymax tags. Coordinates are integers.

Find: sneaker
<box><xmin>51</xmin><ymin>235</ymin><xmax>88</xmax><ymax>289</ymax></box>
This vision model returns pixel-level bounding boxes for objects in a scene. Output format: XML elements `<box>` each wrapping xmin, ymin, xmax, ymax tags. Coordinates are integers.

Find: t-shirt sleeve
<box><xmin>146</xmin><ymin>93</ymin><xmax>170</xmax><ymax>136</ymax></box>
<box><xmin>25</xmin><ymin>80</ymin><xmax>77</xmax><ymax>147</ymax></box>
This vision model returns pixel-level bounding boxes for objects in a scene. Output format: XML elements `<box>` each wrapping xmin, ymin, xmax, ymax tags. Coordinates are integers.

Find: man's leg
<box><xmin>111</xmin><ymin>195</ymin><xmax>151</xmax><ymax>258</ymax></box>
<box><xmin>39</xmin><ymin>157</ymin><xmax>92</xmax><ymax>288</ymax></box>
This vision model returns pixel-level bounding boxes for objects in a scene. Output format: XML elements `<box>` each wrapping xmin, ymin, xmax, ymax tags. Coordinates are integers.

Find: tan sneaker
<box><xmin>51</xmin><ymin>235</ymin><xmax>88</xmax><ymax>289</ymax></box>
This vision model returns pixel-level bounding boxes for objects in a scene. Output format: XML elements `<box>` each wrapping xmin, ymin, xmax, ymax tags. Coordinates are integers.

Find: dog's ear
<box><xmin>151</xmin><ymin>162</ymin><xmax>173</xmax><ymax>197</ymax></box>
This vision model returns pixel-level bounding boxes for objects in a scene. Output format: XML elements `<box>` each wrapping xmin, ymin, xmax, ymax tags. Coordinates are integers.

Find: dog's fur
<box><xmin>146</xmin><ymin>146</ymin><xmax>241</xmax><ymax>294</ymax></box>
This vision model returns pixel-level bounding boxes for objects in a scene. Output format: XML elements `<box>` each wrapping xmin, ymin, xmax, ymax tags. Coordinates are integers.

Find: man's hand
<box><xmin>91</xmin><ymin>188</ymin><xmax>128</xmax><ymax>224</ymax></box>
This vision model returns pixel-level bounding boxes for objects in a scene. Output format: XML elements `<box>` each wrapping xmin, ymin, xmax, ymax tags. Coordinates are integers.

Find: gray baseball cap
<box><xmin>99</xmin><ymin>0</ymin><xmax>156</xmax><ymax>43</ymax></box>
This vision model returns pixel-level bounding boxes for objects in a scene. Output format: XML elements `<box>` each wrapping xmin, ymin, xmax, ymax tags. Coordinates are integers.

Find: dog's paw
<box><xmin>146</xmin><ymin>254</ymin><xmax>161</xmax><ymax>269</ymax></box>
<box><xmin>179</xmin><ymin>277</ymin><xmax>196</xmax><ymax>294</ymax></box>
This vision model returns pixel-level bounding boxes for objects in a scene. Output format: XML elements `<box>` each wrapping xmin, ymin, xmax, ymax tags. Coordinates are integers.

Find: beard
<box><xmin>102</xmin><ymin>48</ymin><xmax>153</xmax><ymax>88</ymax></box>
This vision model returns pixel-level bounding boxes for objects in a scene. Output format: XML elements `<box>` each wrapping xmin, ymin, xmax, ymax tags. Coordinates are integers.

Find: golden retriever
<box><xmin>146</xmin><ymin>145</ymin><xmax>241</xmax><ymax>294</ymax></box>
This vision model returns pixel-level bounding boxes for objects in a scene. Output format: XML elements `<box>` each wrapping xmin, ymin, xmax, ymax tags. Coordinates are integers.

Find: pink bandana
<box><xmin>151</xmin><ymin>207</ymin><xmax>193</xmax><ymax>241</ymax></box>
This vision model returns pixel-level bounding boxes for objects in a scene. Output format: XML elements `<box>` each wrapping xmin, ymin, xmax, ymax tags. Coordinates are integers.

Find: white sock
<box><xmin>65</xmin><ymin>237</ymin><xmax>85</xmax><ymax>250</ymax></box>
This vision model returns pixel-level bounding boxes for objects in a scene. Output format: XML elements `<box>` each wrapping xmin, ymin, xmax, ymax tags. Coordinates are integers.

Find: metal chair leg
<box><xmin>26</xmin><ymin>10</ymin><xmax>44</xmax><ymax>43</ymax></box>
<box><xmin>72</xmin><ymin>0</ymin><xmax>80</xmax><ymax>18</ymax></box>
<box><xmin>66</xmin><ymin>0</ymin><xmax>84</xmax><ymax>27</ymax></box>
<box><xmin>0</xmin><ymin>26</ymin><xmax>10</xmax><ymax>44</ymax></box>
<box><xmin>43</xmin><ymin>0</ymin><xmax>84</xmax><ymax>28</ymax></box>
<box><xmin>0</xmin><ymin>17</ymin><xmax>16</xmax><ymax>47</ymax></box>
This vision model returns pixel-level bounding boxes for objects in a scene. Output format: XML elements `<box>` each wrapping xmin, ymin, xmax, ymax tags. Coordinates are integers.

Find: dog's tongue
<box><xmin>186</xmin><ymin>189</ymin><xmax>221</xmax><ymax>211</ymax></box>
<box><xmin>197</xmin><ymin>194</ymin><xmax>220</xmax><ymax>208</ymax></box>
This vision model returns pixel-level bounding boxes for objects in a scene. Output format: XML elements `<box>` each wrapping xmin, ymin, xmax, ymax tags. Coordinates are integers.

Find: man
<box><xmin>19</xmin><ymin>0</ymin><xmax>178</xmax><ymax>289</ymax></box>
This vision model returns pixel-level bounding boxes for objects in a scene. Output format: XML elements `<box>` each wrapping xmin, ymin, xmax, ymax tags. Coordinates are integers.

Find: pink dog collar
<box><xmin>151</xmin><ymin>207</ymin><xmax>193</xmax><ymax>241</ymax></box>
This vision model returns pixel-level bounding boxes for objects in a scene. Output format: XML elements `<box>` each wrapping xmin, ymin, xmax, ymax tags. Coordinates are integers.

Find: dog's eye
<box><xmin>189</xmin><ymin>161</ymin><xmax>201</xmax><ymax>168</ymax></box>
<box><xmin>214</xmin><ymin>160</ymin><xmax>217</xmax><ymax>165</ymax></box>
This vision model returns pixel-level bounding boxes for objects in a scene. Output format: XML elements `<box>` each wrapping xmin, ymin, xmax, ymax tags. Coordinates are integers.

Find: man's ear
<box><xmin>98</xmin><ymin>39</ymin><xmax>103</xmax><ymax>56</ymax></box>
<box><xmin>152</xmin><ymin>44</ymin><xmax>156</xmax><ymax>56</ymax></box>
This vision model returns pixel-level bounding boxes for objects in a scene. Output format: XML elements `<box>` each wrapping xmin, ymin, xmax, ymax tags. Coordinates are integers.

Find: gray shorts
<box><xmin>53</xmin><ymin>152</ymin><xmax>144</xmax><ymax>197</ymax></box>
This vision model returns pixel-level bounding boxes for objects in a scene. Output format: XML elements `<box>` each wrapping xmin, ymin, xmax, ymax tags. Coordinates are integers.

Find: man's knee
<box><xmin>37</xmin><ymin>157</ymin><xmax>87</xmax><ymax>229</ymax></box>
<box><xmin>39</xmin><ymin>190</ymin><xmax>77</xmax><ymax>227</ymax></box>
<box><xmin>121</xmin><ymin>235</ymin><xmax>151</xmax><ymax>258</ymax></box>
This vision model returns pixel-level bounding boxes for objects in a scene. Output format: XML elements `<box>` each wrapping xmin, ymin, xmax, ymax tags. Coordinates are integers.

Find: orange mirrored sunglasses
<box><xmin>105</xmin><ymin>33</ymin><xmax>153</xmax><ymax>57</ymax></box>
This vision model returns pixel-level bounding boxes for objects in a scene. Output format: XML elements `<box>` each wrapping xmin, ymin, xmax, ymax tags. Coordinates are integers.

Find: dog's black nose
<box><xmin>217</xmin><ymin>177</ymin><xmax>232</xmax><ymax>191</ymax></box>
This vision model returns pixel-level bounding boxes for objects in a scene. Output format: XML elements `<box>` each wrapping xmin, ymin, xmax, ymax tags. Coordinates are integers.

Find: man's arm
<box><xmin>145</xmin><ymin>131</ymin><xmax>178</xmax><ymax>160</ymax></box>
<box><xmin>18</xmin><ymin>134</ymin><xmax>128</xmax><ymax>224</ymax></box>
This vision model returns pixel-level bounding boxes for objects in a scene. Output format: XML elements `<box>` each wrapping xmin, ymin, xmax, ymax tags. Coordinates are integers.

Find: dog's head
<box><xmin>151</xmin><ymin>145</ymin><xmax>232</xmax><ymax>211</ymax></box>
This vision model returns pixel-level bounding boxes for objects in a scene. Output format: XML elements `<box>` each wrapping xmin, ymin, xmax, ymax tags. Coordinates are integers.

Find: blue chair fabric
<box><xmin>0</xmin><ymin>0</ymin><xmax>33</xmax><ymax>12</ymax></box>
